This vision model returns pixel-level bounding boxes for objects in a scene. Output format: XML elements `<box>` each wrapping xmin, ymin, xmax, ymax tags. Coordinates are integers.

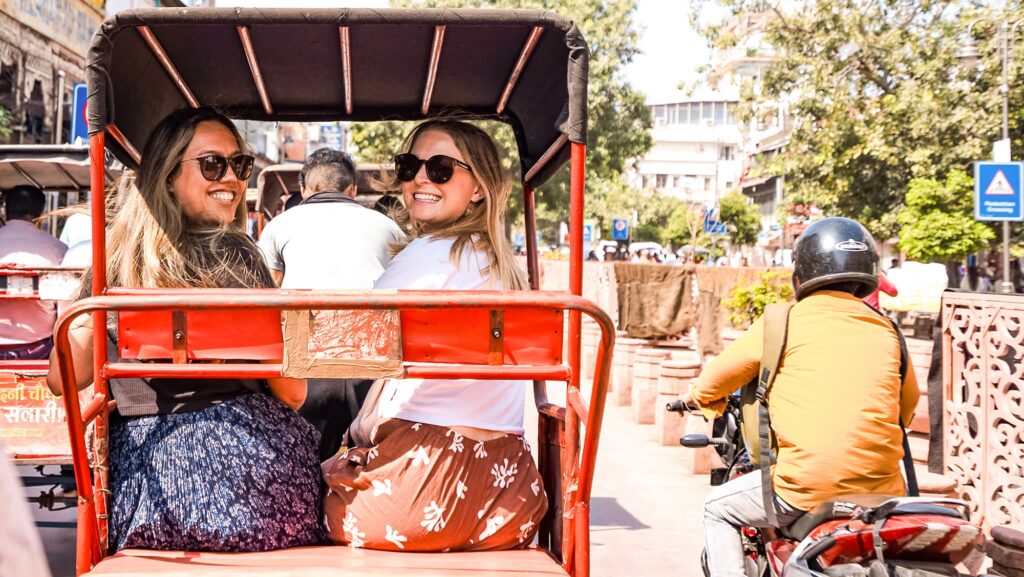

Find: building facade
<box><xmin>633</xmin><ymin>95</ymin><xmax>744</xmax><ymax>206</ymax></box>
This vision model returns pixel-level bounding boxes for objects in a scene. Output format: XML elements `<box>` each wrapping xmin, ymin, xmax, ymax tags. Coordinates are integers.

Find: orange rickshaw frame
<box><xmin>57</xmin><ymin>7</ymin><xmax>611</xmax><ymax>577</ymax></box>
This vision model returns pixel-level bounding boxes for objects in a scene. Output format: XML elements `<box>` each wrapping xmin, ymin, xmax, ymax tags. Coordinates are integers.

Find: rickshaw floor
<box><xmin>85</xmin><ymin>546</ymin><xmax>566</xmax><ymax>576</ymax></box>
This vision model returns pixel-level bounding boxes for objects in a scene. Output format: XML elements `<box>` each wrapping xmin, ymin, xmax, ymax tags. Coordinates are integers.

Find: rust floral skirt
<box><xmin>322</xmin><ymin>419</ymin><xmax>547</xmax><ymax>552</ymax></box>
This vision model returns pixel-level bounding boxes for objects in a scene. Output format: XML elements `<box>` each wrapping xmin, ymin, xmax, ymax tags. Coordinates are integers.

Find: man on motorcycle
<box><xmin>681</xmin><ymin>217</ymin><xmax>920</xmax><ymax>577</ymax></box>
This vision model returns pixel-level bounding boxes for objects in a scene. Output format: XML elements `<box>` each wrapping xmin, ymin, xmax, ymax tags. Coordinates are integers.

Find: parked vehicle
<box><xmin>0</xmin><ymin>145</ymin><xmax>118</xmax><ymax>511</ymax></box>
<box><xmin>666</xmin><ymin>399</ymin><xmax>982</xmax><ymax>577</ymax></box>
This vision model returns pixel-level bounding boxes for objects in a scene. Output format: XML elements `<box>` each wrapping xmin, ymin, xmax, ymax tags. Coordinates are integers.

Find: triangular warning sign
<box><xmin>986</xmin><ymin>170</ymin><xmax>1016</xmax><ymax>196</ymax></box>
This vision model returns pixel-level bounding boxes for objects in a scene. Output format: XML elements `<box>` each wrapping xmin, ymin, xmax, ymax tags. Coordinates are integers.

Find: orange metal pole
<box><xmin>89</xmin><ymin>132</ymin><xmax>111</xmax><ymax>552</ymax></box>
<box><xmin>523</xmin><ymin>183</ymin><xmax>540</xmax><ymax>290</ymax></box>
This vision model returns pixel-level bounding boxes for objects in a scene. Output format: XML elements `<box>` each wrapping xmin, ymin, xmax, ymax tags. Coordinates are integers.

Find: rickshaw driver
<box><xmin>681</xmin><ymin>217</ymin><xmax>920</xmax><ymax>577</ymax></box>
<box><xmin>257</xmin><ymin>147</ymin><xmax>404</xmax><ymax>460</ymax></box>
<box><xmin>0</xmin><ymin>185</ymin><xmax>68</xmax><ymax>359</ymax></box>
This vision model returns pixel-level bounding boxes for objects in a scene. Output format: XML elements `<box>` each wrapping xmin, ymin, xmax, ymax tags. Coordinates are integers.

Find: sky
<box><xmin>212</xmin><ymin>0</ymin><xmax>709</xmax><ymax>106</ymax></box>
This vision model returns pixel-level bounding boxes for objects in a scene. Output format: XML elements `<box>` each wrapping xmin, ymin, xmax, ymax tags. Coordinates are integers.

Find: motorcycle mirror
<box><xmin>680</xmin><ymin>434</ymin><xmax>711</xmax><ymax>448</ymax></box>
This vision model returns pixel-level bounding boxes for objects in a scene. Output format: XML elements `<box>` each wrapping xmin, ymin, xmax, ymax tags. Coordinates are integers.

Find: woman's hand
<box><xmin>46</xmin><ymin>313</ymin><xmax>95</xmax><ymax>396</ymax></box>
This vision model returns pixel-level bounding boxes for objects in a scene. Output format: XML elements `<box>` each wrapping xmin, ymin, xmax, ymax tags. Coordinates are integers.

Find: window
<box><xmin>719</xmin><ymin>146</ymin><xmax>735</xmax><ymax>161</ymax></box>
<box><xmin>653</xmin><ymin>105</ymin><xmax>666</xmax><ymax>125</ymax></box>
<box><xmin>715</xmin><ymin>101</ymin><xmax>726</xmax><ymax>125</ymax></box>
<box><xmin>725</xmin><ymin>181</ymin><xmax>734</xmax><ymax>189</ymax></box>
<box><xmin>704</xmin><ymin>177</ymin><xmax>712</xmax><ymax>191</ymax></box>
<box><xmin>702</xmin><ymin>102</ymin><xmax>714</xmax><ymax>124</ymax></box>
<box><xmin>673</xmin><ymin>176</ymin><xmax>681</xmax><ymax>188</ymax></box>
<box><xmin>667</xmin><ymin>103</ymin><xmax>677</xmax><ymax>124</ymax></box>
<box><xmin>726</xmin><ymin>103</ymin><xmax>738</xmax><ymax>125</ymax></box>
<box><xmin>688</xmin><ymin>103</ymin><xmax>699</xmax><ymax>124</ymax></box>
<box><xmin>656</xmin><ymin>174</ymin><xmax>668</xmax><ymax>188</ymax></box>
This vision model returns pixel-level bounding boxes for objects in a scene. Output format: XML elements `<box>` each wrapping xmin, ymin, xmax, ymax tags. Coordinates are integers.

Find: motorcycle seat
<box><xmin>783</xmin><ymin>494</ymin><xmax>896</xmax><ymax>541</ymax></box>
<box><xmin>783</xmin><ymin>494</ymin><xmax>966</xmax><ymax>542</ymax></box>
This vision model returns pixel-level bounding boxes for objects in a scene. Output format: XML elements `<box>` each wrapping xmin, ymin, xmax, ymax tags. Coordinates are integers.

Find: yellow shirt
<box><xmin>690</xmin><ymin>290</ymin><xmax>920</xmax><ymax>511</ymax></box>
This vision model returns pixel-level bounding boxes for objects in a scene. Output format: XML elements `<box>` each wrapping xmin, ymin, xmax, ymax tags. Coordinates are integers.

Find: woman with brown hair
<box><xmin>46</xmin><ymin>107</ymin><xmax>323</xmax><ymax>553</ymax></box>
<box><xmin>323</xmin><ymin>119</ymin><xmax>546</xmax><ymax>552</ymax></box>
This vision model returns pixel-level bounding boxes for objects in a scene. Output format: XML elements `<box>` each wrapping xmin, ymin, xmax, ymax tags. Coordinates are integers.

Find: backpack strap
<box><xmin>757</xmin><ymin>302</ymin><xmax>792</xmax><ymax>527</ymax></box>
<box><xmin>888</xmin><ymin>315</ymin><xmax>919</xmax><ymax>497</ymax></box>
<box><xmin>864</xmin><ymin>303</ymin><xmax>919</xmax><ymax>497</ymax></box>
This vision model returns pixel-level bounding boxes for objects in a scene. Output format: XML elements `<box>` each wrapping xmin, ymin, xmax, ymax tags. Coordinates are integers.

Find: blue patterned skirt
<box><xmin>108</xmin><ymin>393</ymin><xmax>325</xmax><ymax>552</ymax></box>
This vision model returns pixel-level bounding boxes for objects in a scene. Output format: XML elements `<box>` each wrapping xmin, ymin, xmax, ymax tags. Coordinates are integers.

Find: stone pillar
<box><xmin>612</xmin><ymin>337</ymin><xmax>647</xmax><ymax>406</ymax></box>
<box><xmin>631</xmin><ymin>348</ymin><xmax>671</xmax><ymax>424</ymax></box>
<box><xmin>653</xmin><ymin>358</ymin><xmax>702</xmax><ymax>446</ymax></box>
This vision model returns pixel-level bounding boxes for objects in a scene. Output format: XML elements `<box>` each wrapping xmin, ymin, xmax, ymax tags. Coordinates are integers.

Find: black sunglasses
<box><xmin>393</xmin><ymin>153</ymin><xmax>472</xmax><ymax>184</ymax></box>
<box><xmin>181</xmin><ymin>154</ymin><xmax>255</xmax><ymax>182</ymax></box>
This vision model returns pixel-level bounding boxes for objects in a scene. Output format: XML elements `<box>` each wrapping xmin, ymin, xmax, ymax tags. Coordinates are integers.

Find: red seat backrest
<box><xmin>118</xmin><ymin>308</ymin><xmax>564</xmax><ymax>367</ymax></box>
<box><xmin>118</xmin><ymin>310</ymin><xmax>283</xmax><ymax>361</ymax></box>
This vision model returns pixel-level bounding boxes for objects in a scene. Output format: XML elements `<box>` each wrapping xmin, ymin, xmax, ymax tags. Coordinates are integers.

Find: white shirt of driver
<box><xmin>257</xmin><ymin>200</ymin><xmax>404</xmax><ymax>289</ymax></box>
<box><xmin>374</xmin><ymin>235</ymin><xmax>525</xmax><ymax>434</ymax></box>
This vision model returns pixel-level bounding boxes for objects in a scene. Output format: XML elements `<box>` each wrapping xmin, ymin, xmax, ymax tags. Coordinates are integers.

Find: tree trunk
<box><xmin>945</xmin><ymin>261</ymin><xmax>961</xmax><ymax>289</ymax></box>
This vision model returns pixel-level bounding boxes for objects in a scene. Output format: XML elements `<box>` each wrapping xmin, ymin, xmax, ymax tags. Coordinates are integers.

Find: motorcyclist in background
<box><xmin>680</xmin><ymin>217</ymin><xmax>920</xmax><ymax>577</ymax></box>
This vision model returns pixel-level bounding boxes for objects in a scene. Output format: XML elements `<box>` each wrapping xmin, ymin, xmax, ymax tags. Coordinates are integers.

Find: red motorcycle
<box><xmin>667</xmin><ymin>398</ymin><xmax>981</xmax><ymax>577</ymax></box>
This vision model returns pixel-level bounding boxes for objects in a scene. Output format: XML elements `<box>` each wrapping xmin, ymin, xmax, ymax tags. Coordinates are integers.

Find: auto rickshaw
<box><xmin>0</xmin><ymin>145</ymin><xmax>119</xmax><ymax>510</ymax></box>
<box><xmin>54</xmin><ymin>7</ymin><xmax>611</xmax><ymax>577</ymax></box>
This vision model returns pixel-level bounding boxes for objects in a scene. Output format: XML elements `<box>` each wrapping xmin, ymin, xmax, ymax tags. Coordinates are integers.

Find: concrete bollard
<box><xmin>631</xmin><ymin>348</ymin><xmax>672</xmax><ymax>424</ymax></box>
<box><xmin>653</xmin><ymin>358</ymin><xmax>702</xmax><ymax>445</ymax></box>
<box><xmin>612</xmin><ymin>337</ymin><xmax>647</xmax><ymax>406</ymax></box>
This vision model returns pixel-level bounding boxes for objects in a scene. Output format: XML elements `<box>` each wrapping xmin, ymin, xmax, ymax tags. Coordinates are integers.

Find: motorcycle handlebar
<box><xmin>666</xmin><ymin>400</ymin><xmax>697</xmax><ymax>413</ymax></box>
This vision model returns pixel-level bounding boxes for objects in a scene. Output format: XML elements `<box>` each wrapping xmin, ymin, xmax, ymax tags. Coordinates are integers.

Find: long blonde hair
<box><xmin>389</xmin><ymin>120</ymin><xmax>527</xmax><ymax>291</ymax></box>
<box><xmin>102</xmin><ymin>107</ymin><xmax>268</xmax><ymax>289</ymax></box>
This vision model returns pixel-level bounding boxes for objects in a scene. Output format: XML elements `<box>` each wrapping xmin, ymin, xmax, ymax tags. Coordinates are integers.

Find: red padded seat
<box><xmin>86</xmin><ymin>546</ymin><xmax>565</xmax><ymax>576</ymax></box>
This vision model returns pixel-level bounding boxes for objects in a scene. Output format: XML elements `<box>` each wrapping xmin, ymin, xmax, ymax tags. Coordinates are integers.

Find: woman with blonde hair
<box><xmin>323</xmin><ymin>119</ymin><xmax>545</xmax><ymax>552</ymax></box>
<box><xmin>47</xmin><ymin>107</ymin><xmax>323</xmax><ymax>552</ymax></box>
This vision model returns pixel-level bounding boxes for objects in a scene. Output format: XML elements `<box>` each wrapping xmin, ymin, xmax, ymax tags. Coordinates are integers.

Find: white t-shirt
<box><xmin>257</xmin><ymin>200</ymin><xmax>404</xmax><ymax>289</ymax></box>
<box><xmin>374</xmin><ymin>236</ymin><xmax>525</xmax><ymax>434</ymax></box>
<box><xmin>0</xmin><ymin>221</ymin><xmax>68</xmax><ymax>344</ymax></box>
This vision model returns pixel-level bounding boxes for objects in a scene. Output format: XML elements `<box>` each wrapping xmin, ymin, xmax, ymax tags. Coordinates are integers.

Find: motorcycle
<box><xmin>666</xmin><ymin>397</ymin><xmax>982</xmax><ymax>577</ymax></box>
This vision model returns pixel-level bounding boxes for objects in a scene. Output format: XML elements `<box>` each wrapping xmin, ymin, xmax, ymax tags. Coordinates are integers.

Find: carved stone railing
<box><xmin>942</xmin><ymin>290</ymin><xmax>1024</xmax><ymax>529</ymax></box>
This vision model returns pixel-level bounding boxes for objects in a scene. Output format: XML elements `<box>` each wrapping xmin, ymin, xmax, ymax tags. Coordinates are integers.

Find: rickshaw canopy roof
<box><xmin>0</xmin><ymin>145</ymin><xmax>113</xmax><ymax>191</ymax></box>
<box><xmin>86</xmin><ymin>8</ymin><xmax>589</xmax><ymax>188</ymax></box>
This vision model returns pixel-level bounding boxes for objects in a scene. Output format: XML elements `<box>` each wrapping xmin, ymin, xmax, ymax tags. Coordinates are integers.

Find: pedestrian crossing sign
<box><xmin>975</xmin><ymin>162</ymin><xmax>1024</xmax><ymax>221</ymax></box>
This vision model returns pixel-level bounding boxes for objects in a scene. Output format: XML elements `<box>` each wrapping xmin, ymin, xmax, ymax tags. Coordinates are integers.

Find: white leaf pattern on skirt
<box><xmin>456</xmin><ymin>480</ymin><xmax>468</xmax><ymax>500</ymax></box>
<box><xmin>385</xmin><ymin>525</ymin><xmax>408</xmax><ymax>549</ymax></box>
<box><xmin>372</xmin><ymin>479</ymin><xmax>392</xmax><ymax>497</ymax></box>
<box><xmin>406</xmin><ymin>446</ymin><xmax>430</xmax><ymax>466</ymax></box>
<box><xmin>473</xmin><ymin>441</ymin><xmax>488</xmax><ymax>459</ymax></box>
<box><xmin>421</xmin><ymin>501</ymin><xmax>447</xmax><ymax>533</ymax></box>
<box><xmin>446</xmin><ymin>430</ymin><xmax>465</xmax><ymax>453</ymax></box>
<box><xmin>479</xmin><ymin>515</ymin><xmax>505</xmax><ymax>541</ymax></box>
<box><xmin>343</xmin><ymin>512</ymin><xmax>365</xmax><ymax>548</ymax></box>
<box><xmin>531</xmin><ymin>479</ymin><xmax>540</xmax><ymax>496</ymax></box>
<box><xmin>491</xmin><ymin>458</ymin><xmax>518</xmax><ymax>488</ymax></box>
<box><xmin>518</xmin><ymin>520</ymin><xmax>535</xmax><ymax>543</ymax></box>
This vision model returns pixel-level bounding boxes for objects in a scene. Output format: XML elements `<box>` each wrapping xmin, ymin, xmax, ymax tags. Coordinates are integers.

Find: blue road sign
<box><xmin>611</xmin><ymin>218</ymin><xmax>629</xmax><ymax>240</ymax></box>
<box><xmin>70</xmin><ymin>83</ymin><xmax>88</xmax><ymax>144</ymax></box>
<box><xmin>703</xmin><ymin>207</ymin><xmax>728</xmax><ymax>234</ymax></box>
<box><xmin>975</xmin><ymin>162</ymin><xmax>1024</xmax><ymax>221</ymax></box>
<box><xmin>583</xmin><ymin>224</ymin><xmax>592</xmax><ymax>242</ymax></box>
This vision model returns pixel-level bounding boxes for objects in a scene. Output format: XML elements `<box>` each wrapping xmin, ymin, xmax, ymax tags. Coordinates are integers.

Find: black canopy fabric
<box><xmin>86</xmin><ymin>8</ymin><xmax>589</xmax><ymax>188</ymax></box>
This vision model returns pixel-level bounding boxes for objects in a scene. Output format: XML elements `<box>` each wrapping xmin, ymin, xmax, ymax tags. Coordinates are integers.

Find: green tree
<box><xmin>897</xmin><ymin>169</ymin><xmax>995</xmax><ymax>285</ymax></box>
<box><xmin>350</xmin><ymin>0</ymin><xmax>652</xmax><ymax>236</ymax></box>
<box><xmin>717</xmin><ymin>191</ymin><xmax>761</xmax><ymax>248</ymax></box>
<box><xmin>0</xmin><ymin>107</ymin><xmax>12</xmax><ymax>141</ymax></box>
<box><xmin>690</xmin><ymin>1</ymin><xmax>1006</xmax><ymax>240</ymax></box>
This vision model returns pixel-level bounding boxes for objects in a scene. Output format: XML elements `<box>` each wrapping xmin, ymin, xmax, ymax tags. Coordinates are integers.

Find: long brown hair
<box><xmin>103</xmin><ymin>107</ymin><xmax>267</xmax><ymax>289</ymax></box>
<box><xmin>387</xmin><ymin>120</ymin><xmax>526</xmax><ymax>291</ymax></box>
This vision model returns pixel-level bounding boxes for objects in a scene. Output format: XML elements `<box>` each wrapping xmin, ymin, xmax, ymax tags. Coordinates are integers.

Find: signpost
<box><xmin>70</xmin><ymin>83</ymin><xmax>89</xmax><ymax>144</ymax></box>
<box><xmin>583</xmin><ymin>224</ymin><xmax>592</xmax><ymax>242</ymax></box>
<box><xmin>974</xmin><ymin>162</ymin><xmax>1024</xmax><ymax>221</ymax></box>
<box><xmin>611</xmin><ymin>218</ymin><xmax>629</xmax><ymax>241</ymax></box>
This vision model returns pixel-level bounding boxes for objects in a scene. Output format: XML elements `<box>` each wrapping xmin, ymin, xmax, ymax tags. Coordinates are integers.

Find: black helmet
<box><xmin>792</xmin><ymin>217</ymin><xmax>879</xmax><ymax>301</ymax></box>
